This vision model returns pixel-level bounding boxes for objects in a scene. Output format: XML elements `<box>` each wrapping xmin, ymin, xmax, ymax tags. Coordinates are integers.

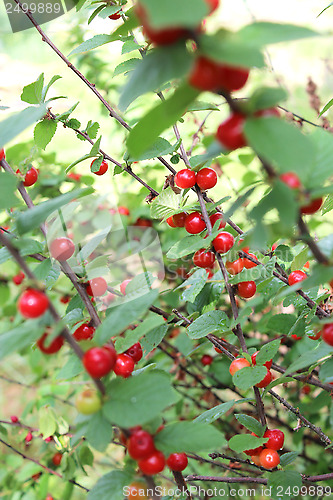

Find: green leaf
<box><xmin>154</xmin><ymin>422</ymin><xmax>226</xmax><ymax>454</ymax></box>
<box><xmin>187</xmin><ymin>310</ymin><xmax>230</xmax><ymax>339</ymax></box>
<box><xmin>150</xmin><ymin>187</ymin><xmax>181</xmax><ymax>220</ymax></box>
<box><xmin>68</xmin><ymin>34</ymin><xmax>115</xmax><ymax>57</ymax></box>
<box><xmin>290</xmin><ymin>247</ymin><xmax>308</xmax><ymax>272</ymax></box>
<box><xmin>39</xmin><ymin>407</ymin><xmax>57</xmax><ymax>438</ymax></box>
<box><xmin>55</xmin><ymin>355</ymin><xmax>83</xmax><ymax>380</ymax></box>
<box><xmin>128</xmin><ymin>137</ymin><xmax>177</xmax><ymax>162</ymax></box>
<box><xmin>87</xmin><ymin>470</ymin><xmax>133</xmax><ymax>500</ymax></box>
<box><xmin>279</xmin><ymin>452</ymin><xmax>299</xmax><ymax>468</ymax></box>
<box><xmin>274</xmin><ymin>245</ymin><xmax>294</xmax><ymax>263</ymax></box>
<box><xmin>103</xmin><ymin>371</ymin><xmax>178</xmax><ymax>427</ymax></box>
<box><xmin>317</xmin><ymin>2</ymin><xmax>333</xmax><ymax>17</ymax></box>
<box><xmin>234</xmin><ymin>414</ymin><xmax>264</xmax><ymax>436</ymax></box>
<box><xmin>0</xmin><ymin>322</ymin><xmax>44</xmax><ymax>360</ymax></box>
<box><xmin>319</xmin><ymin>98</ymin><xmax>333</xmax><ymax>117</ymax></box>
<box><xmin>0</xmin><ymin>104</ymin><xmax>47</xmax><ymax>149</ymax></box>
<box><xmin>21</xmin><ymin>73</ymin><xmax>44</xmax><ymax>104</ymax></box>
<box><xmin>119</xmin><ymin>44</ymin><xmax>194</xmax><ymax>111</ymax></box>
<box><xmin>114</xmin><ymin>315</ymin><xmax>165</xmax><ymax>353</ymax></box>
<box><xmin>319</xmin><ymin>357</ymin><xmax>333</xmax><ymax>383</ymax></box>
<box><xmin>0</xmin><ymin>172</ymin><xmax>19</xmax><ymax>209</ymax></box>
<box><xmin>113</xmin><ymin>58</ymin><xmax>140</xmax><ymax>77</ymax></box>
<box><xmin>238</xmin><ymin>22</ymin><xmax>319</xmax><ymax>46</ymax></box>
<box><xmin>16</xmin><ymin>188</ymin><xmax>93</xmax><ymax>235</ymax></box>
<box><xmin>127</xmin><ymin>83</ymin><xmax>200</xmax><ymax>157</ymax></box>
<box><xmin>247</xmin><ymin>87</ymin><xmax>288</xmax><ymax>112</ymax></box>
<box><xmin>267</xmin><ymin>314</ymin><xmax>297</xmax><ymax>335</ymax></box>
<box><xmin>180</xmin><ymin>269</ymin><xmax>208</xmax><ymax>303</ymax></box>
<box><xmin>140</xmin><ymin>324</ymin><xmax>168</xmax><ymax>355</ymax></box>
<box><xmin>42</xmin><ymin>75</ymin><xmax>62</xmax><ymax>101</ymax></box>
<box><xmin>86</xmin><ymin>412</ymin><xmax>113</xmax><ymax>452</ymax></box>
<box><xmin>268</xmin><ymin>471</ymin><xmax>302</xmax><ymax>500</ymax></box>
<box><xmin>228</xmin><ymin>434</ymin><xmax>267</xmax><ymax>453</ymax></box>
<box><xmin>256</xmin><ymin>339</ymin><xmax>281</xmax><ymax>365</ymax></box>
<box><xmin>95</xmin><ymin>290</ymin><xmax>158</xmax><ymax>345</ymax></box>
<box><xmin>79</xmin><ymin>445</ymin><xmax>94</xmax><ymax>467</ymax></box>
<box><xmin>307</xmin><ymin>128</ymin><xmax>333</xmax><ymax>187</ymax></box>
<box><xmin>34</xmin><ymin>119</ymin><xmax>57</xmax><ymax>150</ymax></box>
<box><xmin>233</xmin><ymin>366</ymin><xmax>267</xmax><ymax>391</ymax></box>
<box><xmin>285</xmin><ymin>342</ymin><xmax>333</xmax><ymax>375</ymax></box>
<box><xmin>139</xmin><ymin>0</ymin><xmax>208</xmax><ymax>29</ymax></box>
<box><xmin>194</xmin><ymin>400</ymin><xmax>238</xmax><ymax>424</ymax></box>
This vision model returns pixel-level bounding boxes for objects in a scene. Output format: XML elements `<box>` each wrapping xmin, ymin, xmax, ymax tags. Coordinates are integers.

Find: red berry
<box><xmin>196</xmin><ymin>168</ymin><xmax>217</xmax><ymax>190</ymax></box>
<box><xmin>229</xmin><ymin>357</ymin><xmax>251</xmax><ymax>376</ymax></box>
<box><xmin>125</xmin><ymin>342</ymin><xmax>143</xmax><ymax>363</ymax></box>
<box><xmin>301</xmin><ymin>197</ymin><xmax>323</xmax><ymax>215</ymax></box>
<box><xmin>218</xmin><ymin>64</ymin><xmax>249</xmax><ymax>92</ymax></box>
<box><xmin>82</xmin><ymin>346</ymin><xmax>116</xmax><ymax>378</ymax></box>
<box><xmin>237</xmin><ymin>281</ymin><xmax>256</xmax><ymax>299</ymax></box>
<box><xmin>73</xmin><ymin>323</ymin><xmax>95</xmax><ymax>341</ymax></box>
<box><xmin>255</xmin><ymin>107</ymin><xmax>280</xmax><ymax>118</ymax></box>
<box><xmin>255</xmin><ymin>368</ymin><xmax>272</xmax><ymax>388</ymax></box>
<box><xmin>166</xmin><ymin>216</ymin><xmax>177</xmax><ymax>228</ymax></box>
<box><xmin>184</xmin><ymin>212</ymin><xmax>206</xmax><ymax>234</ymax></box>
<box><xmin>67</xmin><ymin>172</ymin><xmax>81</xmax><ymax>181</ymax></box>
<box><xmin>86</xmin><ymin>277</ymin><xmax>107</xmax><ymax>296</ymax></box>
<box><xmin>213</xmin><ymin>231</ymin><xmax>234</xmax><ymax>254</ymax></box>
<box><xmin>301</xmin><ymin>385</ymin><xmax>311</xmax><ymax>395</ymax></box>
<box><xmin>189</xmin><ymin>57</ymin><xmax>222</xmax><ymax>92</ymax></box>
<box><xmin>138</xmin><ymin>450</ymin><xmax>166</xmax><ymax>475</ymax></box>
<box><xmin>118</xmin><ymin>206</ymin><xmax>130</xmax><ymax>216</ymax></box>
<box><xmin>109</xmin><ymin>9</ymin><xmax>121</xmax><ymax>19</ymax></box>
<box><xmin>288</xmin><ymin>270</ymin><xmax>307</xmax><ymax>286</ymax></box>
<box><xmin>128</xmin><ymin>429</ymin><xmax>156</xmax><ymax>460</ymax></box>
<box><xmin>134</xmin><ymin>218</ymin><xmax>153</xmax><ymax>227</ymax></box>
<box><xmin>243</xmin><ymin>253</ymin><xmax>258</xmax><ymax>269</ymax></box>
<box><xmin>174</xmin><ymin>169</ymin><xmax>196</xmax><ymax>189</ymax></box>
<box><xmin>25</xmin><ymin>431</ymin><xmax>33</xmax><ymax>443</ymax></box>
<box><xmin>280</xmin><ymin>172</ymin><xmax>301</xmax><ymax>189</ymax></box>
<box><xmin>166</xmin><ymin>452</ymin><xmax>188</xmax><ymax>471</ymax></box>
<box><xmin>10</xmin><ymin>415</ymin><xmax>19</xmax><ymax>423</ymax></box>
<box><xmin>91</xmin><ymin>159</ymin><xmax>108</xmax><ymax>176</ymax></box>
<box><xmin>244</xmin><ymin>435</ymin><xmax>264</xmax><ymax>457</ymax></box>
<box><xmin>291</xmin><ymin>334</ymin><xmax>302</xmax><ymax>341</ymax></box>
<box><xmin>225</xmin><ymin>259</ymin><xmax>244</xmax><ymax>275</ymax></box>
<box><xmin>308</xmin><ymin>329</ymin><xmax>321</xmax><ymax>340</ymax></box>
<box><xmin>251</xmin><ymin>351</ymin><xmax>272</xmax><ymax>369</ymax></box>
<box><xmin>172</xmin><ymin>212</ymin><xmax>187</xmax><ymax>227</ymax></box>
<box><xmin>209</xmin><ymin>212</ymin><xmax>226</xmax><ymax>229</ymax></box>
<box><xmin>37</xmin><ymin>333</ymin><xmax>64</xmax><ymax>354</ymax></box>
<box><xmin>193</xmin><ymin>249</ymin><xmax>216</xmax><ymax>268</ymax></box>
<box><xmin>114</xmin><ymin>353</ymin><xmax>135</xmax><ymax>378</ymax></box>
<box><xmin>49</xmin><ymin>237</ymin><xmax>75</xmax><ymax>261</ymax></box>
<box><xmin>0</xmin><ymin>148</ymin><xmax>5</xmax><ymax>161</ymax></box>
<box><xmin>52</xmin><ymin>452</ymin><xmax>62</xmax><ymax>466</ymax></box>
<box><xmin>263</xmin><ymin>429</ymin><xmax>284</xmax><ymax>450</ymax></box>
<box><xmin>201</xmin><ymin>354</ymin><xmax>213</xmax><ymax>366</ymax></box>
<box><xmin>259</xmin><ymin>448</ymin><xmax>280</xmax><ymax>469</ymax></box>
<box><xmin>12</xmin><ymin>271</ymin><xmax>25</xmax><ymax>285</ymax></box>
<box><xmin>322</xmin><ymin>323</ymin><xmax>333</xmax><ymax>347</ymax></box>
<box><xmin>22</xmin><ymin>167</ymin><xmax>38</xmax><ymax>187</ymax></box>
<box><xmin>143</xmin><ymin>24</ymin><xmax>189</xmax><ymax>46</ymax></box>
<box><xmin>120</xmin><ymin>279</ymin><xmax>131</xmax><ymax>295</ymax></box>
<box><xmin>216</xmin><ymin>113</ymin><xmax>247</xmax><ymax>151</ymax></box>
<box><xmin>60</xmin><ymin>295</ymin><xmax>71</xmax><ymax>304</ymax></box>
<box><xmin>126</xmin><ymin>482</ymin><xmax>148</xmax><ymax>500</ymax></box>
<box><xmin>18</xmin><ymin>288</ymin><xmax>49</xmax><ymax>318</ymax></box>
<box><xmin>206</xmin><ymin>268</ymin><xmax>214</xmax><ymax>279</ymax></box>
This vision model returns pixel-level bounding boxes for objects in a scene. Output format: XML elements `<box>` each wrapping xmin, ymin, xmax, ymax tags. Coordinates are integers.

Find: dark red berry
<box><xmin>174</xmin><ymin>169</ymin><xmax>196</xmax><ymax>189</ymax></box>
<box><xmin>127</xmin><ymin>429</ymin><xmax>156</xmax><ymax>460</ymax></box>
<box><xmin>172</xmin><ymin>212</ymin><xmax>187</xmax><ymax>227</ymax></box>
<box><xmin>138</xmin><ymin>450</ymin><xmax>166</xmax><ymax>475</ymax></box>
<box><xmin>18</xmin><ymin>289</ymin><xmax>49</xmax><ymax>318</ymax></box>
<box><xmin>193</xmin><ymin>249</ymin><xmax>215</xmax><ymax>268</ymax></box>
<box><xmin>49</xmin><ymin>237</ymin><xmax>75</xmax><ymax>261</ymax></box>
<box><xmin>109</xmin><ymin>9</ymin><xmax>121</xmax><ymax>19</ymax></box>
<box><xmin>288</xmin><ymin>270</ymin><xmax>307</xmax><ymax>286</ymax></box>
<box><xmin>184</xmin><ymin>212</ymin><xmax>206</xmax><ymax>234</ymax></box>
<box><xmin>12</xmin><ymin>271</ymin><xmax>25</xmax><ymax>285</ymax></box>
<box><xmin>25</xmin><ymin>431</ymin><xmax>33</xmax><ymax>443</ymax></box>
<box><xmin>125</xmin><ymin>342</ymin><xmax>143</xmax><ymax>363</ymax></box>
<box><xmin>322</xmin><ymin>323</ymin><xmax>333</xmax><ymax>347</ymax></box>
<box><xmin>166</xmin><ymin>452</ymin><xmax>188</xmax><ymax>471</ymax></box>
<box><xmin>255</xmin><ymin>368</ymin><xmax>272</xmax><ymax>388</ymax></box>
<box><xmin>201</xmin><ymin>354</ymin><xmax>213</xmax><ymax>366</ymax></box>
<box><xmin>209</xmin><ymin>212</ymin><xmax>226</xmax><ymax>229</ymax></box>
<box><xmin>300</xmin><ymin>197</ymin><xmax>323</xmax><ymax>215</ymax></box>
<box><xmin>216</xmin><ymin>113</ymin><xmax>247</xmax><ymax>151</ymax></box>
<box><xmin>23</xmin><ymin>167</ymin><xmax>38</xmax><ymax>187</ymax></box>
<box><xmin>213</xmin><ymin>231</ymin><xmax>234</xmax><ymax>253</ymax></box>
<box><xmin>237</xmin><ymin>281</ymin><xmax>256</xmax><ymax>299</ymax></box>
<box><xmin>73</xmin><ymin>323</ymin><xmax>95</xmax><ymax>341</ymax></box>
<box><xmin>52</xmin><ymin>452</ymin><xmax>62</xmax><ymax>466</ymax></box>
<box><xmin>82</xmin><ymin>346</ymin><xmax>116</xmax><ymax>378</ymax></box>
<box><xmin>10</xmin><ymin>415</ymin><xmax>19</xmax><ymax>423</ymax></box>
<box><xmin>196</xmin><ymin>168</ymin><xmax>217</xmax><ymax>190</ymax></box>
<box><xmin>263</xmin><ymin>429</ymin><xmax>284</xmax><ymax>450</ymax></box>
<box><xmin>0</xmin><ymin>149</ymin><xmax>5</xmax><ymax>161</ymax></box>
<box><xmin>251</xmin><ymin>351</ymin><xmax>272</xmax><ymax>369</ymax></box>
<box><xmin>37</xmin><ymin>333</ymin><xmax>64</xmax><ymax>354</ymax></box>
<box><xmin>114</xmin><ymin>354</ymin><xmax>135</xmax><ymax>378</ymax></box>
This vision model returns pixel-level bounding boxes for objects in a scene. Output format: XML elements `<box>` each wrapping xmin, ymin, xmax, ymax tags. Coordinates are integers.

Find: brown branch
<box><xmin>172</xmin><ymin>471</ymin><xmax>193</xmax><ymax>499</ymax></box>
<box><xmin>298</xmin><ymin>215</ymin><xmax>329</xmax><ymax>265</ymax></box>
<box><xmin>185</xmin><ymin>474</ymin><xmax>267</xmax><ymax>485</ymax></box>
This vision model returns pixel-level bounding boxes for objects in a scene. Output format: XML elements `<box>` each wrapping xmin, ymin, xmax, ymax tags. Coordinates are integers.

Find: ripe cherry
<box><xmin>251</xmin><ymin>455</ymin><xmax>261</xmax><ymax>466</ymax></box>
<box><xmin>86</xmin><ymin>277</ymin><xmax>108</xmax><ymax>296</ymax></box>
<box><xmin>91</xmin><ymin>159</ymin><xmax>108</xmax><ymax>176</ymax></box>
<box><xmin>226</xmin><ymin>258</ymin><xmax>244</xmax><ymax>275</ymax></box>
<box><xmin>216</xmin><ymin>113</ymin><xmax>247</xmax><ymax>151</ymax></box>
<box><xmin>52</xmin><ymin>452</ymin><xmax>62</xmax><ymax>466</ymax></box>
<box><xmin>143</xmin><ymin>24</ymin><xmax>189</xmax><ymax>46</ymax></box>
<box><xmin>174</xmin><ymin>169</ymin><xmax>196</xmax><ymax>189</ymax></box>
<box><xmin>118</xmin><ymin>206</ymin><xmax>130</xmax><ymax>216</ymax></box>
<box><xmin>67</xmin><ymin>172</ymin><xmax>81</xmax><ymax>181</ymax></box>
<box><xmin>193</xmin><ymin>249</ymin><xmax>215</xmax><ymax>268</ymax></box>
<box><xmin>126</xmin><ymin>482</ymin><xmax>148</xmax><ymax>500</ymax></box>
<box><xmin>0</xmin><ymin>148</ymin><xmax>5</xmax><ymax>161</ymax></box>
<box><xmin>259</xmin><ymin>448</ymin><xmax>280</xmax><ymax>469</ymax></box>
<box><xmin>75</xmin><ymin>389</ymin><xmax>102</xmax><ymax>414</ymax></box>
<box><xmin>18</xmin><ymin>288</ymin><xmax>49</xmax><ymax>318</ymax></box>
<box><xmin>196</xmin><ymin>168</ymin><xmax>217</xmax><ymax>190</ymax></box>
<box><xmin>322</xmin><ymin>323</ymin><xmax>333</xmax><ymax>347</ymax></box>
<box><xmin>301</xmin><ymin>197</ymin><xmax>323</xmax><ymax>215</ymax></box>
<box><xmin>120</xmin><ymin>279</ymin><xmax>131</xmax><ymax>295</ymax></box>
<box><xmin>173</xmin><ymin>212</ymin><xmax>187</xmax><ymax>227</ymax></box>
<box><xmin>251</xmin><ymin>351</ymin><xmax>272</xmax><ymax>369</ymax></box>
<box><xmin>288</xmin><ymin>270</ymin><xmax>307</xmax><ymax>286</ymax></box>
<box><xmin>166</xmin><ymin>216</ymin><xmax>177</xmax><ymax>228</ymax></box>
<box><xmin>60</xmin><ymin>295</ymin><xmax>71</xmax><ymax>304</ymax></box>
<box><xmin>37</xmin><ymin>333</ymin><xmax>64</xmax><ymax>354</ymax></box>
<box><xmin>201</xmin><ymin>354</ymin><xmax>213</xmax><ymax>366</ymax></box>
<box><xmin>25</xmin><ymin>431</ymin><xmax>33</xmax><ymax>443</ymax></box>
<box><xmin>209</xmin><ymin>212</ymin><xmax>226</xmax><ymax>229</ymax></box>
<box><xmin>49</xmin><ymin>237</ymin><xmax>75</xmax><ymax>261</ymax></box>
<box><xmin>291</xmin><ymin>334</ymin><xmax>302</xmax><ymax>341</ymax></box>
<box><xmin>229</xmin><ymin>357</ymin><xmax>251</xmax><ymax>376</ymax></box>
<box><xmin>308</xmin><ymin>329</ymin><xmax>321</xmax><ymax>340</ymax></box>
<box><xmin>280</xmin><ymin>172</ymin><xmax>301</xmax><ymax>189</ymax></box>
<box><xmin>138</xmin><ymin>450</ymin><xmax>166</xmax><ymax>475</ymax></box>
<box><xmin>213</xmin><ymin>231</ymin><xmax>234</xmax><ymax>254</ymax></box>
<box><xmin>109</xmin><ymin>9</ymin><xmax>121</xmax><ymax>19</ymax></box>
<box><xmin>255</xmin><ymin>368</ymin><xmax>272</xmax><ymax>388</ymax></box>
<box><xmin>22</xmin><ymin>167</ymin><xmax>38</xmax><ymax>187</ymax></box>
<box><xmin>134</xmin><ymin>217</ymin><xmax>153</xmax><ymax>227</ymax></box>
<box><xmin>184</xmin><ymin>212</ymin><xmax>206</xmax><ymax>234</ymax></box>
<box><xmin>166</xmin><ymin>452</ymin><xmax>188</xmax><ymax>471</ymax></box>
<box><xmin>12</xmin><ymin>271</ymin><xmax>25</xmax><ymax>285</ymax></box>
<box><xmin>189</xmin><ymin>57</ymin><xmax>249</xmax><ymax>93</ymax></box>
<box><xmin>243</xmin><ymin>253</ymin><xmax>258</xmax><ymax>269</ymax></box>
<box><xmin>219</xmin><ymin>64</ymin><xmax>249</xmax><ymax>92</ymax></box>
<box><xmin>114</xmin><ymin>354</ymin><xmax>135</xmax><ymax>378</ymax></box>
<box><xmin>10</xmin><ymin>415</ymin><xmax>19</xmax><ymax>423</ymax></box>
<box><xmin>263</xmin><ymin>429</ymin><xmax>284</xmax><ymax>450</ymax></box>
<box><xmin>125</xmin><ymin>342</ymin><xmax>143</xmax><ymax>363</ymax></box>
<box><xmin>73</xmin><ymin>323</ymin><xmax>95</xmax><ymax>341</ymax></box>
<box><xmin>82</xmin><ymin>346</ymin><xmax>116</xmax><ymax>378</ymax></box>
<box><xmin>237</xmin><ymin>281</ymin><xmax>256</xmax><ymax>299</ymax></box>
<box><xmin>244</xmin><ymin>434</ymin><xmax>264</xmax><ymax>456</ymax></box>
<box><xmin>128</xmin><ymin>429</ymin><xmax>156</xmax><ymax>460</ymax></box>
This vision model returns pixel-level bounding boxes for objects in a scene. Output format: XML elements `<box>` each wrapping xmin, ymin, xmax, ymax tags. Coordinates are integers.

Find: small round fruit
<box><xmin>308</xmin><ymin>329</ymin><xmax>321</xmax><ymax>340</ymax></box>
<box><xmin>226</xmin><ymin>259</ymin><xmax>244</xmax><ymax>275</ymax></box>
<box><xmin>134</xmin><ymin>217</ymin><xmax>153</xmax><ymax>227</ymax></box>
<box><xmin>322</xmin><ymin>323</ymin><xmax>333</xmax><ymax>347</ymax></box>
<box><xmin>201</xmin><ymin>354</ymin><xmax>213</xmax><ymax>366</ymax></box>
<box><xmin>86</xmin><ymin>277</ymin><xmax>108</xmax><ymax>296</ymax></box>
<box><xmin>216</xmin><ymin>113</ymin><xmax>247</xmax><ymax>151</ymax></box>
<box><xmin>0</xmin><ymin>148</ymin><xmax>5</xmax><ymax>161</ymax></box>
<box><xmin>244</xmin><ymin>436</ymin><xmax>263</xmax><ymax>457</ymax></box>
<box><xmin>243</xmin><ymin>253</ymin><xmax>258</xmax><ymax>269</ymax></box>
<box><xmin>138</xmin><ymin>450</ymin><xmax>166</xmax><ymax>475</ymax></box>
<box><xmin>288</xmin><ymin>270</ymin><xmax>307</xmax><ymax>286</ymax></box>
<box><xmin>25</xmin><ymin>431</ymin><xmax>33</xmax><ymax>443</ymax></box>
<box><xmin>259</xmin><ymin>448</ymin><xmax>280</xmax><ymax>469</ymax></box>
<box><xmin>37</xmin><ymin>333</ymin><xmax>64</xmax><ymax>354</ymax></box>
<box><xmin>143</xmin><ymin>24</ymin><xmax>189</xmax><ymax>46</ymax></box>
<box><xmin>52</xmin><ymin>452</ymin><xmax>62</xmax><ymax>466</ymax></box>
<box><xmin>82</xmin><ymin>346</ymin><xmax>116</xmax><ymax>378</ymax></box>
<box><xmin>189</xmin><ymin>56</ymin><xmax>223</xmax><ymax>92</ymax></box>
<box><xmin>193</xmin><ymin>249</ymin><xmax>216</xmax><ymax>268</ymax></box>
<box><xmin>127</xmin><ymin>429</ymin><xmax>156</xmax><ymax>460</ymax></box>
<box><xmin>301</xmin><ymin>197</ymin><xmax>323</xmax><ymax>215</ymax></box>
<box><xmin>120</xmin><ymin>279</ymin><xmax>131</xmax><ymax>295</ymax></box>
<box><xmin>184</xmin><ymin>212</ymin><xmax>206</xmax><ymax>234</ymax></box>
<box><xmin>126</xmin><ymin>482</ymin><xmax>148</xmax><ymax>500</ymax></box>
<box><xmin>229</xmin><ymin>357</ymin><xmax>251</xmax><ymax>376</ymax></box>
<box><xmin>91</xmin><ymin>159</ymin><xmax>108</xmax><ymax>176</ymax></box>
<box><xmin>251</xmin><ymin>351</ymin><xmax>272</xmax><ymax>369</ymax></box>
<box><xmin>174</xmin><ymin>169</ymin><xmax>196</xmax><ymax>189</ymax></box>
<box><xmin>49</xmin><ymin>237</ymin><xmax>75</xmax><ymax>261</ymax></box>
<box><xmin>209</xmin><ymin>212</ymin><xmax>226</xmax><ymax>229</ymax></box>
<box><xmin>263</xmin><ymin>429</ymin><xmax>284</xmax><ymax>450</ymax></box>
<box><xmin>12</xmin><ymin>271</ymin><xmax>25</xmax><ymax>285</ymax></box>
<box><xmin>18</xmin><ymin>288</ymin><xmax>49</xmax><ymax>318</ymax></box>
<box><xmin>255</xmin><ymin>369</ymin><xmax>272</xmax><ymax>388</ymax></box>
<box><xmin>118</xmin><ymin>206</ymin><xmax>130</xmax><ymax>216</ymax></box>
<box><xmin>10</xmin><ymin>415</ymin><xmax>19</xmax><ymax>423</ymax></box>
<box><xmin>237</xmin><ymin>281</ymin><xmax>256</xmax><ymax>299</ymax></box>
<box><xmin>213</xmin><ymin>231</ymin><xmax>234</xmax><ymax>254</ymax></box>
<box><xmin>114</xmin><ymin>353</ymin><xmax>135</xmax><ymax>378</ymax></box>
<box><xmin>73</xmin><ymin>323</ymin><xmax>95</xmax><ymax>341</ymax></box>
<box><xmin>196</xmin><ymin>168</ymin><xmax>217</xmax><ymax>190</ymax></box>
<box><xmin>166</xmin><ymin>216</ymin><xmax>177</xmax><ymax>228</ymax></box>
<box><xmin>75</xmin><ymin>389</ymin><xmax>102</xmax><ymax>415</ymax></box>
<box><xmin>166</xmin><ymin>452</ymin><xmax>188</xmax><ymax>471</ymax></box>
<box><xmin>219</xmin><ymin>64</ymin><xmax>249</xmax><ymax>92</ymax></box>
<box><xmin>109</xmin><ymin>9</ymin><xmax>121</xmax><ymax>19</ymax></box>
<box><xmin>251</xmin><ymin>455</ymin><xmax>261</xmax><ymax>466</ymax></box>
<box><xmin>125</xmin><ymin>342</ymin><xmax>143</xmax><ymax>363</ymax></box>
<box><xmin>173</xmin><ymin>212</ymin><xmax>187</xmax><ymax>227</ymax></box>
<box><xmin>280</xmin><ymin>172</ymin><xmax>301</xmax><ymax>189</ymax></box>
<box><xmin>23</xmin><ymin>167</ymin><xmax>38</xmax><ymax>187</ymax></box>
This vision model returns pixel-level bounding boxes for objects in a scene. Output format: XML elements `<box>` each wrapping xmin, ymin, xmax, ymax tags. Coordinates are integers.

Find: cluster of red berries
<box><xmin>229</xmin><ymin>351</ymin><xmax>273</xmax><ymax>388</ymax></box>
<box><xmin>280</xmin><ymin>171</ymin><xmax>323</xmax><ymax>215</ymax></box>
<box><xmin>122</xmin><ymin>426</ymin><xmax>188</xmax><ymax>476</ymax></box>
<box><xmin>174</xmin><ymin>167</ymin><xmax>217</xmax><ymax>190</ymax></box>
<box><xmin>244</xmin><ymin>428</ymin><xmax>284</xmax><ymax>469</ymax></box>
